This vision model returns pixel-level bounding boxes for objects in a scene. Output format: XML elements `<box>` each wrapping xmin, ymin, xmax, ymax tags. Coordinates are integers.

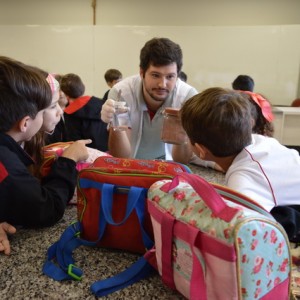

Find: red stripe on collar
<box><xmin>64</xmin><ymin>96</ymin><xmax>91</xmax><ymax>114</ymax></box>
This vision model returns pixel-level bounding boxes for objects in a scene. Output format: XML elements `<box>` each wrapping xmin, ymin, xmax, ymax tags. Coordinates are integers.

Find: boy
<box><xmin>60</xmin><ymin>73</ymin><xmax>109</xmax><ymax>152</ymax></box>
<box><xmin>232</xmin><ymin>74</ymin><xmax>254</xmax><ymax>92</ymax></box>
<box><xmin>0</xmin><ymin>56</ymin><xmax>91</xmax><ymax>242</ymax></box>
<box><xmin>180</xmin><ymin>87</ymin><xmax>300</xmax><ymax>240</ymax></box>
<box><xmin>102</xmin><ymin>69</ymin><xmax>123</xmax><ymax>101</ymax></box>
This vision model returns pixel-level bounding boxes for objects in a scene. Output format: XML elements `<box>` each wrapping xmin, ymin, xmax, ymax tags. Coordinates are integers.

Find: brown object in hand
<box><xmin>161</xmin><ymin>107</ymin><xmax>188</xmax><ymax>145</ymax></box>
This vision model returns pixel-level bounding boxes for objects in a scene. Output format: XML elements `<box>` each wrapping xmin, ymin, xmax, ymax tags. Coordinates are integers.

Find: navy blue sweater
<box><xmin>0</xmin><ymin>133</ymin><xmax>77</xmax><ymax>227</ymax></box>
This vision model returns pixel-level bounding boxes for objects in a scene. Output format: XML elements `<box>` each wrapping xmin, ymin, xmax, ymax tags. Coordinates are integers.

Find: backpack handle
<box><xmin>79</xmin><ymin>179</ymin><xmax>153</xmax><ymax>249</ymax></box>
<box><xmin>162</xmin><ymin>173</ymin><xmax>239</xmax><ymax>222</ymax></box>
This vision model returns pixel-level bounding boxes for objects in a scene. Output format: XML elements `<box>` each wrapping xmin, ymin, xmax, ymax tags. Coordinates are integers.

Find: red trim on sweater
<box><xmin>64</xmin><ymin>96</ymin><xmax>91</xmax><ymax>114</ymax></box>
<box><xmin>0</xmin><ymin>162</ymin><xmax>8</xmax><ymax>182</ymax></box>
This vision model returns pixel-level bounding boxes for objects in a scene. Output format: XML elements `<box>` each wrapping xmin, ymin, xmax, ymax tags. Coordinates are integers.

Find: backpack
<box><xmin>42</xmin><ymin>157</ymin><xmax>191</xmax><ymax>291</ymax></box>
<box><xmin>41</xmin><ymin>141</ymin><xmax>109</xmax><ymax>177</ymax></box>
<box><xmin>145</xmin><ymin>173</ymin><xmax>291</xmax><ymax>299</ymax></box>
<box><xmin>78</xmin><ymin>173</ymin><xmax>291</xmax><ymax>299</ymax></box>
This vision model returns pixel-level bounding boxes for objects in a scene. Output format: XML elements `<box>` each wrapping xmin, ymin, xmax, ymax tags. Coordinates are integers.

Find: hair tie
<box><xmin>241</xmin><ymin>91</ymin><xmax>274</xmax><ymax>122</ymax></box>
<box><xmin>46</xmin><ymin>73</ymin><xmax>59</xmax><ymax>95</ymax></box>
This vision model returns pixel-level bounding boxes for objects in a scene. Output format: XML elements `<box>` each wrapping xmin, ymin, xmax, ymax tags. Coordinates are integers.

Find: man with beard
<box><xmin>100</xmin><ymin>37</ymin><xmax>197</xmax><ymax>160</ymax></box>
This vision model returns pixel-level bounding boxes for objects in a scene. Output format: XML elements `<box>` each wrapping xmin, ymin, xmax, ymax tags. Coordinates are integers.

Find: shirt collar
<box><xmin>0</xmin><ymin>133</ymin><xmax>34</xmax><ymax>166</ymax></box>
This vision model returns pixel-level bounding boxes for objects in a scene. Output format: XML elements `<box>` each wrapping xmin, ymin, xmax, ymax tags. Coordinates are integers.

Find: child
<box><xmin>24</xmin><ymin>72</ymin><xmax>65</xmax><ymax>176</ymax></box>
<box><xmin>232</xmin><ymin>74</ymin><xmax>255</xmax><ymax>92</ymax></box>
<box><xmin>45</xmin><ymin>74</ymin><xmax>68</xmax><ymax>144</ymax></box>
<box><xmin>102</xmin><ymin>68</ymin><xmax>123</xmax><ymax>101</ymax></box>
<box><xmin>60</xmin><ymin>73</ymin><xmax>109</xmax><ymax>152</ymax></box>
<box><xmin>178</xmin><ymin>71</ymin><xmax>187</xmax><ymax>82</ymax></box>
<box><xmin>25</xmin><ymin>71</ymin><xmax>109</xmax><ymax>205</ymax></box>
<box><xmin>241</xmin><ymin>91</ymin><xmax>274</xmax><ymax>137</ymax></box>
<box><xmin>180</xmin><ymin>87</ymin><xmax>300</xmax><ymax>239</ymax></box>
<box><xmin>173</xmin><ymin>90</ymin><xmax>274</xmax><ymax>171</ymax></box>
<box><xmin>0</xmin><ymin>56</ymin><xmax>91</xmax><ymax>232</ymax></box>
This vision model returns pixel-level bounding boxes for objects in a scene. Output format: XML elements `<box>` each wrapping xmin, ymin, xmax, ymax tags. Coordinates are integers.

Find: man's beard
<box><xmin>144</xmin><ymin>86</ymin><xmax>169</xmax><ymax>102</ymax></box>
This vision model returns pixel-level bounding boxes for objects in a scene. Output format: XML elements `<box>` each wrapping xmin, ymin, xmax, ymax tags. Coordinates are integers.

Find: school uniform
<box><xmin>102</xmin><ymin>89</ymin><xmax>110</xmax><ymax>101</ymax></box>
<box><xmin>226</xmin><ymin>134</ymin><xmax>300</xmax><ymax>211</ymax></box>
<box><xmin>0</xmin><ymin>132</ymin><xmax>77</xmax><ymax>227</ymax></box>
<box><xmin>64</xmin><ymin>96</ymin><xmax>109</xmax><ymax>152</ymax></box>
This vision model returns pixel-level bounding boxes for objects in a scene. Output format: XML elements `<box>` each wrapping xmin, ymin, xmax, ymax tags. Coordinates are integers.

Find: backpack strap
<box><xmin>43</xmin><ymin>222</ymin><xmax>156</xmax><ymax>296</ymax></box>
<box><xmin>43</xmin><ymin>178</ymin><xmax>154</xmax><ymax>295</ymax></box>
<box><xmin>90</xmin><ymin>254</ymin><xmax>155</xmax><ymax>297</ymax></box>
<box><xmin>43</xmin><ymin>221</ymin><xmax>94</xmax><ymax>281</ymax></box>
<box><xmin>80</xmin><ymin>178</ymin><xmax>154</xmax><ymax>249</ymax></box>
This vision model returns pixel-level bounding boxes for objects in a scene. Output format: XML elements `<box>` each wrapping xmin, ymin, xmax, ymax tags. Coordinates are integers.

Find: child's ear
<box><xmin>19</xmin><ymin>116</ymin><xmax>31</xmax><ymax>133</ymax></box>
<box><xmin>65</xmin><ymin>95</ymin><xmax>72</xmax><ymax>104</ymax></box>
<box><xmin>194</xmin><ymin>143</ymin><xmax>208</xmax><ymax>160</ymax></box>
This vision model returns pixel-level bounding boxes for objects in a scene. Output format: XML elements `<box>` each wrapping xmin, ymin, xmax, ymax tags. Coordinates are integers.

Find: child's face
<box><xmin>58</xmin><ymin>90</ymin><xmax>68</xmax><ymax>110</ymax></box>
<box><xmin>109</xmin><ymin>79</ymin><xmax>122</xmax><ymax>88</ymax></box>
<box><xmin>41</xmin><ymin>90</ymin><xmax>63</xmax><ymax>133</ymax></box>
<box><xmin>23</xmin><ymin>110</ymin><xmax>44</xmax><ymax>141</ymax></box>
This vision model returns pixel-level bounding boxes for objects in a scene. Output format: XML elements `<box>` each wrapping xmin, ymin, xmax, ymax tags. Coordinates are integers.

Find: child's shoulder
<box><xmin>0</xmin><ymin>145</ymin><xmax>30</xmax><ymax>170</ymax></box>
<box><xmin>241</xmin><ymin>134</ymin><xmax>300</xmax><ymax>168</ymax></box>
<box><xmin>248</xmin><ymin>134</ymin><xmax>280</xmax><ymax>150</ymax></box>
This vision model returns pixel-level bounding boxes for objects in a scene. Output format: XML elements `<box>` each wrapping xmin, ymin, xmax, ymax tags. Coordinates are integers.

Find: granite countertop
<box><xmin>0</xmin><ymin>165</ymin><xmax>225</xmax><ymax>300</ymax></box>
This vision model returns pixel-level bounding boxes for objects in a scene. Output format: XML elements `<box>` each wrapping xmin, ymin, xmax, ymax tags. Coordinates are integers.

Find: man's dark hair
<box><xmin>139</xmin><ymin>37</ymin><xmax>183</xmax><ymax>74</ymax></box>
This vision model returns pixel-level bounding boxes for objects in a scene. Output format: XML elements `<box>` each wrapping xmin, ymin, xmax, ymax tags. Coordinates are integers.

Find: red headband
<box><xmin>241</xmin><ymin>91</ymin><xmax>274</xmax><ymax>122</ymax></box>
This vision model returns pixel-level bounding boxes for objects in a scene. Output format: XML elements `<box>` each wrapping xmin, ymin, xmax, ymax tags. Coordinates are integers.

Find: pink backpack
<box><xmin>146</xmin><ymin>173</ymin><xmax>291</xmax><ymax>299</ymax></box>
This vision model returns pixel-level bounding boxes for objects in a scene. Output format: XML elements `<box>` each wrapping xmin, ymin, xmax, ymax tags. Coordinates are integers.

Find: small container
<box><xmin>161</xmin><ymin>107</ymin><xmax>188</xmax><ymax>145</ymax></box>
<box><xmin>111</xmin><ymin>101</ymin><xmax>130</xmax><ymax>131</ymax></box>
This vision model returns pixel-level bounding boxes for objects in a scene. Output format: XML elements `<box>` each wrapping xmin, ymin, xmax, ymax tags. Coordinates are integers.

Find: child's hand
<box><xmin>0</xmin><ymin>222</ymin><xmax>16</xmax><ymax>255</ymax></box>
<box><xmin>61</xmin><ymin>139</ymin><xmax>92</xmax><ymax>162</ymax></box>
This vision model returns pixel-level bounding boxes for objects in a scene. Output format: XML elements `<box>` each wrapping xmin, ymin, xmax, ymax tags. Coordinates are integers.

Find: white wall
<box><xmin>1</xmin><ymin>0</ymin><xmax>300</xmax><ymax>26</ymax></box>
<box><xmin>0</xmin><ymin>1</ymin><xmax>300</xmax><ymax>104</ymax></box>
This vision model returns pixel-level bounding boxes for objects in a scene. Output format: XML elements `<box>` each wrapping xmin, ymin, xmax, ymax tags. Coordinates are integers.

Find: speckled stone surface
<box><xmin>0</xmin><ymin>165</ymin><xmax>225</xmax><ymax>300</ymax></box>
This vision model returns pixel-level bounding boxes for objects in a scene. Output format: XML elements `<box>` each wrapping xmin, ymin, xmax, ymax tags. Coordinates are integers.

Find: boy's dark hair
<box><xmin>54</xmin><ymin>74</ymin><xmax>63</xmax><ymax>84</ymax></box>
<box><xmin>232</xmin><ymin>75</ymin><xmax>254</xmax><ymax>92</ymax></box>
<box><xmin>60</xmin><ymin>73</ymin><xmax>85</xmax><ymax>98</ymax></box>
<box><xmin>139</xmin><ymin>37</ymin><xmax>183</xmax><ymax>74</ymax></box>
<box><xmin>0</xmin><ymin>56</ymin><xmax>52</xmax><ymax>133</ymax></box>
<box><xmin>104</xmin><ymin>69</ymin><xmax>122</xmax><ymax>83</ymax></box>
<box><xmin>179</xmin><ymin>71</ymin><xmax>187</xmax><ymax>82</ymax></box>
<box><xmin>181</xmin><ymin>87</ymin><xmax>252</xmax><ymax>157</ymax></box>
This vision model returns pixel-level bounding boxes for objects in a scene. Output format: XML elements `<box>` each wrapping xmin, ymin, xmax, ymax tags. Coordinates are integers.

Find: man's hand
<box><xmin>0</xmin><ymin>222</ymin><xmax>16</xmax><ymax>255</ymax></box>
<box><xmin>101</xmin><ymin>99</ymin><xmax>116</xmax><ymax>123</ymax></box>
